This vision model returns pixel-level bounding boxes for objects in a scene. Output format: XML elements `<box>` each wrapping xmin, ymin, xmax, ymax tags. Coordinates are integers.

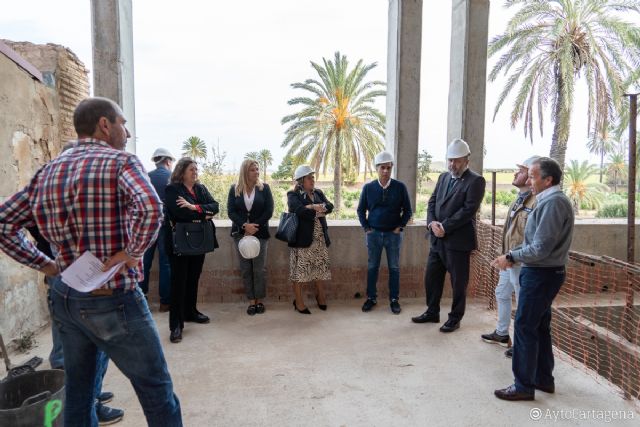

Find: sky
<box><xmin>1</xmin><ymin>0</ymin><xmax>632</xmax><ymax>172</ymax></box>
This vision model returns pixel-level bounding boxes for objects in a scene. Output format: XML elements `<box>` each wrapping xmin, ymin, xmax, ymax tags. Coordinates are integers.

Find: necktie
<box><xmin>445</xmin><ymin>178</ymin><xmax>458</xmax><ymax>196</ymax></box>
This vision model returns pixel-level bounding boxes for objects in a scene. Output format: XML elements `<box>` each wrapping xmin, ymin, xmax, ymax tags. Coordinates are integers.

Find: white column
<box><xmin>91</xmin><ymin>0</ymin><xmax>136</xmax><ymax>153</ymax></box>
<box><xmin>386</xmin><ymin>0</ymin><xmax>422</xmax><ymax>210</ymax></box>
<box><xmin>446</xmin><ymin>0</ymin><xmax>490</xmax><ymax>172</ymax></box>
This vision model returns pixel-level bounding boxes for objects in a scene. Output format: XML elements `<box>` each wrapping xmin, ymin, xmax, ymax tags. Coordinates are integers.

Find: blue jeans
<box><xmin>49</xmin><ymin>286</ymin><xmax>109</xmax><ymax>405</ymax></box>
<box><xmin>366</xmin><ymin>230</ymin><xmax>403</xmax><ymax>301</ymax></box>
<box><xmin>494</xmin><ymin>266</ymin><xmax>521</xmax><ymax>336</ymax></box>
<box><xmin>49</xmin><ymin>277</ymin><xmax>182</xmax><ymax>427</ymax></box>
<box><xmin>512</xmin><ymin>266</ymin><xmax>565</xmax><ymax>394</ymax></box>
<box><xmin>139</xmin><ymin>229</ymin><xmax>172</xmax><ymax>304</ymax></box>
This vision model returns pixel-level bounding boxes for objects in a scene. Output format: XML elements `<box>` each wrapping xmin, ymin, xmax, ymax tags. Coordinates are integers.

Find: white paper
<box><xmin>61</xmin><ymin>251</ymin><xmax>124</xmax><ymax>293</ymax></box>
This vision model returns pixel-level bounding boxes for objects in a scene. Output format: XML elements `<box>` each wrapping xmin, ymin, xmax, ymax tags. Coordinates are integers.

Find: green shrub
<box><xmin>596</xmin><ymin>202</ymin><xmax>640</xmax><ymax>218</ymax></box>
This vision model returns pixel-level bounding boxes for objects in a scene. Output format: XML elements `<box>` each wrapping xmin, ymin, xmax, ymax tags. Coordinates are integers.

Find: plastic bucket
<box><xmin>0</xmin><ymin>369</ymin><xmax>64</xmax><ymax>427</ymax></box>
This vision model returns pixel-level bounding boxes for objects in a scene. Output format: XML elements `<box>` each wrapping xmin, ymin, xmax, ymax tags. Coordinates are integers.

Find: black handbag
<box><xmin>172</xmin><ymin>220</ymin><xmax>216</xmax><ymax>256</ymax></box>
<box><xmin>275</xmin><ymin>212</ymin><xmax>298</xmax><ymax>244</ymax></box>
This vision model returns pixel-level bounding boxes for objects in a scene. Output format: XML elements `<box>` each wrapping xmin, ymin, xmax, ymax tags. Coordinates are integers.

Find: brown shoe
<box><xmin>159</xmin><ymin>304</ymin><xmax>170</xmax><ymax>312</ymax></box>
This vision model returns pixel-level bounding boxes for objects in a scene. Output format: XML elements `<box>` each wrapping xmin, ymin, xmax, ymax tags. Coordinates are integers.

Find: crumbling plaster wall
<box><xmin>0</xmin><ymin>51</ymin><xmax>60</xmax><ymax>345</ymax></box>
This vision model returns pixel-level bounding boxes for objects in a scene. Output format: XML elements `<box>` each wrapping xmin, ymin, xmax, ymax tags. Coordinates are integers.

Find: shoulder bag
<box><xmin>172</xmin><ymin>220</ymin><xmax>216</xmax><ymax>256</ymax></box>
<box><xmin>275</xmin><ymin>212</ymin><xmax>298</xmax><ymax>244</ymax></box>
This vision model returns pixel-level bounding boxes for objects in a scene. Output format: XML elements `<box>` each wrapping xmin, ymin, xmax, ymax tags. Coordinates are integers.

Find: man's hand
<box><xmin>431</xmin><ymin>221</ymin><xmax>445</xmax><ymax>238</ymax></box>
<box><xmin>393</xmin><ymin>227</ymin><xmax>402</xmax><ymax>234</ymax></box>
<box><xmin>244</xmin><ymin>223</ymin><xmax>259</xmax><ymax>235</ymax></box>
<box><xmin>103</xmin><ymin>250</ymin><xmax>140</xmax><ymax>272</ymax></box>
<box><xmin>491</xmin><ymin>255</ymin><xmax>513</xmax><ymax>271</ymax></box>
<box><xmin>40</xmin><ymin>261</ymin><xmax>59</xmax><ymax>277</ymax></box>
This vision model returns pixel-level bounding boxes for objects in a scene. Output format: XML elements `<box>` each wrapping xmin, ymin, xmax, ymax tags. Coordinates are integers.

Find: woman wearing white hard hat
<box><xmin>287</xmin><ymin>165</ymin><xmax>334</xmax><ymax>314</ymax></box>
<box><xmin>227</xmin><ymin>159</ymin><xmax>274</xmax><ymax>315</ymax></box>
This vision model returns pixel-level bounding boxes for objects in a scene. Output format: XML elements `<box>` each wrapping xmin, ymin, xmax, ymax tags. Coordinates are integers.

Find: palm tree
<box><xmin>586</xmin><ymin>131</ymin><xmax>614</xmax><ymax>183</ymax></box>
<box><xmin>563</xmin><ymin>160</ymin><xmax>608</xmax><ymax>213</ymax></box>
<box><xmin>245</xmin><ymin>151</ymin><xmax>260</xmax><ymax>161</ymax></box>
<box><xmin>281</xmin><ymin>51</ymin><xmax>386</xmax><ymax>210</ymax></box>
<box><xmin>257</xmin><ymin>149</ymin><xmax>274</xmax><ymax>177</ymax></box>
<box><xmin>182</xmin><ymin>136</ymin><xmax>208</xmax><ymax>161</ymax></box>
<box><xmin>488</xmin><ymin>0</ymin><xmax>640</xmax><ymax>168</ymax></box>
<box><xmin>607</xmin><ymin>151</ymin><xmax>627</xmax><ymax>193</ymax></box>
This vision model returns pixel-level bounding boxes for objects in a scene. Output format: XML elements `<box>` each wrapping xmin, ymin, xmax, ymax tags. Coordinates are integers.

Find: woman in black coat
<box><xmin>287</xmin><ymin>165</ymin><xmax>334</xmax><ymax>314</ymax></box>
<box><xmin>165</xmin><ymin>157</ymin><xmax>219</xmax><ymax>343</ymax></box>
<box><xmin>227</xmin><ymin>159</ymin><xmax>274</xmax><ymax>315</ymax></box>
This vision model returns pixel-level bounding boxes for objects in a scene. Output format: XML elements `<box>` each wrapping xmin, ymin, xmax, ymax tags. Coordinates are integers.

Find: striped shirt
<box><xmin>0</xmin><ymin>138</ymin><xmax>163</xmax><ymax>289</ymax></box>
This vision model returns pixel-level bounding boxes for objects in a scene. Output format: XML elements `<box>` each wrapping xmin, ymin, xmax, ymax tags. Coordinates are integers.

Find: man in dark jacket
<box><xmin>357</xmin><ymin>151</ymin><xmax>412</xmax><ymax>314</ymax></box>
<box><xmin>412</xmin><ymin>139</ymin><xmax>485</xmax><ymax>332</ymax></box>
<box><xmin>139</xmin><ymin>148</ymin><xmax>175</xmax><ymax>311</ymax></box>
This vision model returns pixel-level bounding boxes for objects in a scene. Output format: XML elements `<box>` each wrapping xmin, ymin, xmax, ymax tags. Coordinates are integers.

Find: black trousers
<box><xmin>169</xmin><ymin>253</ymin><xmax>205</xmax><ymax>330</ymax></box>
<box><xmin>424</xmin><ymin>247</ymin><xmax>471</xmax><ymax>322</ymax></box>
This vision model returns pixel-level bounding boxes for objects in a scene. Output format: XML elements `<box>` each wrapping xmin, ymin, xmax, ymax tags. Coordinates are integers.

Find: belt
<box><xmin>90</xmin><ymin>288</ymin><xmax>114</xmax><ymax>296</ymax></box>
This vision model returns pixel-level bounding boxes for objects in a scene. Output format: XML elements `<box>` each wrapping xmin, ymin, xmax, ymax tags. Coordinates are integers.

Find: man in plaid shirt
<box><xmin>0</xmin><ymin>97</ymin><xmax>182</xmax><ymax>426</ymax></box>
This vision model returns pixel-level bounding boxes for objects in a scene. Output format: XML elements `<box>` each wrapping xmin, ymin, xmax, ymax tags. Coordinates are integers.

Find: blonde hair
<box><xmin>235</xmin><ymin>159</ymin><xmax>264</xmax><ymax>196</ymax></box>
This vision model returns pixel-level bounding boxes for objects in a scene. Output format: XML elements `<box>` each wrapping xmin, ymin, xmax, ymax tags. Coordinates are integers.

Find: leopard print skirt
<box><xmin>289</xmin><ymin>219</ymin><xmax>331</xmax><ymax>283</ymax></box>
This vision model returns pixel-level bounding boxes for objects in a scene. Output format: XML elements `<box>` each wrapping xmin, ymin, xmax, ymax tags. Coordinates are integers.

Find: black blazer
<box><xmin>287</xmin><ymin>188</ymin><xmax>334</xmax><ymax>248</ymax></box>
<box><xmin>227</xmin><ymin>183</ymin><xmax>274</xmax><ymax>239</ymax></box>
<box><xmin>426</xmin><ymin>169</ymin><xmax>486</xmax><ymax>251</ymax></box>
<box><xmin>164</xmin><ymin>182</ymin><xmax>220</xmax><ymax>253</ymax></box>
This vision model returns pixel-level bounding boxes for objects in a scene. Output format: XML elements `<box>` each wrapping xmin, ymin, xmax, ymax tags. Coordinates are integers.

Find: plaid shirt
<box><xmin>0</xmin><ymin>138</ymin><xmax>163</xmax><ymax>290</ymax></box>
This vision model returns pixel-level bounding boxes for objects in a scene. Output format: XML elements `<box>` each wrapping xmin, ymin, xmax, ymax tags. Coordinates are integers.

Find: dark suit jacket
<box><xmin>227</xmin><ymin>183</ymin><xmax>274</xmax><ymax>239</ymax></box>
<box><xmin>427</xmin><ymin>168</ymin><xmax>486</xmax><ymax>251</ymax></box>
<box><xmin>164</xmin><ymin>182</ymin><xmax>220</xmax><ymax>254</ymax></box>
<box><xmin>287</xmin><ymin>189</ymin><xmax>334</xmax><ymax>248</ymax></box>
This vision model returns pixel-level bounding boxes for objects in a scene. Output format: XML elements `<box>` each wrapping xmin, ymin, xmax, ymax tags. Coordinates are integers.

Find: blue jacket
<box><xmin>357</xmin><ymin>179</ymin><xmax>412</xmax><ymax>232</ymax></box>
<box><xmin>148</xmin><ymin>166</ymin><xmax>171</xmax><ymax>203</ymax></box>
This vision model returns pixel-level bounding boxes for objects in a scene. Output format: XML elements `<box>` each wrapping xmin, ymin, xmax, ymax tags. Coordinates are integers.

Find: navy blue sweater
<box><xmin>357</xmin><ymin>179</ymin><xmax>412</xmax><ymax>231</ymax></box>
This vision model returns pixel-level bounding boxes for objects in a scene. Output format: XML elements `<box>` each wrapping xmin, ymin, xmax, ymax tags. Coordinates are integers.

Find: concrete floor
<box><xmin>5</xmin><ymin>298</ymin><xmax>638</xmax><ymax>426</ymax></box>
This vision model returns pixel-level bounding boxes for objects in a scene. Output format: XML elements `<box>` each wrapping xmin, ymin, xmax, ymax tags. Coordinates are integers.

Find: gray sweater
<box><xmin>511</xmin><ymin>190</ymin><xmax>574</xmax><ymax>267</ymax></box>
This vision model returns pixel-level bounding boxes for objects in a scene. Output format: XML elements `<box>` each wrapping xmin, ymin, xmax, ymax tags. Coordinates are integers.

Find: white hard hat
<box><xmin>238</xmin><ymin>235</ymin><xmax>260</xmax><ymax>259</ymax></box>
<box><xmin>446</xmin><ymin>139</ymin><xmax>471</xmax><ymax>159</ymax></box>
<box><xmin>151</xmin><ymin>148</ymin><xmax>175</xmax><ymax>162</ymax></box>
<box><xmin>517</xmin><ymin>155</ymin><xmax>541</xmax><ymax>169</ymax></box>
<box><xmin>293</xmin><ymin>165</ymin><xmax>315</xmax><ymax>180</ymax></box>
<box><xmin>374</xmin><ymin>151</ymin><xmax>394</xmax><ymax>166</ymax></box>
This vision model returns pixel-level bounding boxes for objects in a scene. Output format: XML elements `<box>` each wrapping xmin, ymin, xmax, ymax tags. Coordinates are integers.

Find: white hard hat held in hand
<box><xmin>446</xmin><ymin>139</ymin><xmax>471</xmax><ymax>159</ymax></box>
<box><xmin>238</xmin><ymin>235</ymin><xmax>260</xmax><ymax>259</ymax></box>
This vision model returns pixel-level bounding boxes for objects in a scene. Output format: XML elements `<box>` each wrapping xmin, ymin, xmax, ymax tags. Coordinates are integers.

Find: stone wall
<box><xmin>0</xmin><ymin>41</ymin><xmax>88</xmax><ymax>347</ymax></box>
<box><xmin>146</xmin><ymin>220</ymin><xmax>640</xmax><ymax>305</ymax></box>
<box><xmin>4</xmin><ymin>40</ymin><xmax>90</xmax><ymax>149</ymax></box>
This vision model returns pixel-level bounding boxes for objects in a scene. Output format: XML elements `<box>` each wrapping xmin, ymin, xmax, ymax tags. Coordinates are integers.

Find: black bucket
<box><xmin>0</xmin><ymin>369</ymin><xmax>64</xmax><ymax>427</ymax></box>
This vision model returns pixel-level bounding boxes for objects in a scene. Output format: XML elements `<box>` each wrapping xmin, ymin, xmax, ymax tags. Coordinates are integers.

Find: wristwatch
<box><xmin>505</xmin><ymin>252</ymin><xmax>514</xmax><ymax>263</ymax></box>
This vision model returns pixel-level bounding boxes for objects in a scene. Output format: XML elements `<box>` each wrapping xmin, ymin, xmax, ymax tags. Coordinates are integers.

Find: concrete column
<box><xmin>386</xmin><ymin>0</ymin><xmax>422</xmax><ymax>211</ymax></box>
<box><xmin>90</xmin><ymin>0</ymin><xmax>136</xmax><ymax>153</ymax></box>
<box><xmin>446</xmin><ymin>0</ymin><xmax>489</xmax><ymax>172</ymax></box>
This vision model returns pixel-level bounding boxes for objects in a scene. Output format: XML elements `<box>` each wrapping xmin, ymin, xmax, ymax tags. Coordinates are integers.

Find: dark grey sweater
<box><xmin>511</xmin><ymin>189</ymin><xmax>574</xmax><ymax>267</ymax></box>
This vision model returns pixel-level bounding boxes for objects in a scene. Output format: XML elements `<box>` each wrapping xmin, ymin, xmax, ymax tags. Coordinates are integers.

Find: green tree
<box><xmin>563</xmin><ymin>160</ymin><xmax>608</xmax><ymax>213</ymax></box>
<box><xmin>204</xmin><ymin>144</ymin><xmax>226</xmax><ymax>176</ymax></box>
<box><xmin>244</xmin><ymin>151</ymin><xmax>259</xmax><ymax>161</ymax></box>
<box><xmin>488</xmin><ymin>0</ymin><xmax>640</xmax><ymax>168</ymax></box>
<box><xmin>417</xmin><ymin>150</ymin><xmax>433</xmax><ymax>192</ymax></box>
<box><xmin>182</xmin><ymin>136</ymin><xmax>208</xmax><ymax>161</ymax></box>
<box><xmin>257</xmin><ymin>149</ymin><xmax>274</xmax><ymax>178</ymax></box>
<box><xmin>281</xmin><ymin>51</ymin><xmax>386</xmax><ymax>210</ymax></box>
<box><xmin>607</xmin><ymin>150</ymin><xmax>627</xmax><ymax>193</ymax></box>
<box><xmin>586</xmin><ymin>132</ymin><xmax>614</xmax><ymax>183</ymax></box>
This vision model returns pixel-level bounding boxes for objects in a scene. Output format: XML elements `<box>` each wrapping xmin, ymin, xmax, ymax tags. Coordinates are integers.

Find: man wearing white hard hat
<box><xmin>139</xmin><ymin>147</ymin><xmax>176</xmax><ymax>311</ymax></box>
<box><xmin>481</xmin><ymin>156</ymin><xmax>539</xmax><ymax>357</ymax></box>
<box><xmin>357</xmin><ymin>151</ymin><xmax>412</xmax><ymax>314</ymax></box>
<box><xmin>411</xmin><ymin>138</ymin><xmax>485</xmax><ymax>332</ymax></box>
